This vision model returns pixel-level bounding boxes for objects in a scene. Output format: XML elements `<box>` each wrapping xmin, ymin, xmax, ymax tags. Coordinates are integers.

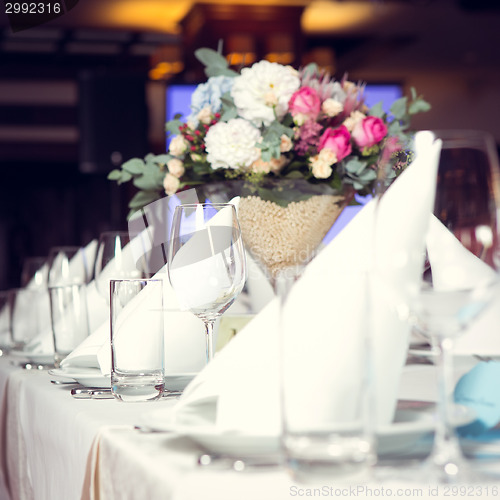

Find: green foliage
<box><xmin>108</xmin><ymin>154</ymin><xmax>167</xmax><ymax>200</ymax></box>
<box><xmin>166</xmin><ymin>119</ymin><xmax>184</xmax><ymax>135</ymax></box>
<box><xmin>258</xmin><ymin>121</ymin><xmax>294</xmax><ymax>161</ymax></box>
<box><xmin>195</xmin><ymin>48</ymin><xmax>239</xmax><ymax>78</ymax></box>
<box><xmin>368</xmin><ymin>102</ymin><xmax>385</xmax><ymax>118</ymax></box>
<box><xmin>389</xmin><ymin>97</ymin><xmax>408</xmax><ymax>120</ymax></box>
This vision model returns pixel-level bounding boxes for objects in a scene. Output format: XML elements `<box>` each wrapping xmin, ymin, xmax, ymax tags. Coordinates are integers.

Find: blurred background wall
<box><xmin>0</xmin><ymin>0</ymin><xmax>499</xmax><ymax>289</ymax></box>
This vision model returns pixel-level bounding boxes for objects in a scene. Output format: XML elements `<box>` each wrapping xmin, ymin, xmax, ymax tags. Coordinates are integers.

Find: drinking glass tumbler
<box><xmin>49</xmin><ymin>283</ymin><xmax>90</xmax><ymax>367</ymax></box>
<box><xmin>110</xmin><ymin>279</ymin><xmax>164</xmax><ymax>402</ymax></box>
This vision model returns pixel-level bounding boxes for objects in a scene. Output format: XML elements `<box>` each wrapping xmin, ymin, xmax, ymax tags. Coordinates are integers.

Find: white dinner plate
<box><xmin>139</xmin><ymin>404</ymin><xmax>476</xmax><ymax>458</ymax></box>
<box><xmin>139</xmin><ymin>411</ymin><xmax>280</xmax><ymax>456</ymax></box>
<box><xmin>49</xmin><ymin>367</ymin><xmax>110</xmax><ymax>388</ymax></box>
<box><xmin>10</xmin><ymin>350</ymin><xmax>54</xmax><ymax>365</ymax></box>
<box><xmin>165</xmin><ymin>373</ymin><xmax>197</xmax><ymax>391</ymax></box>
<box><xmin>49</xmin><ymin>368</ymin><xmax>197</xmax><ymax>391</ymax></box>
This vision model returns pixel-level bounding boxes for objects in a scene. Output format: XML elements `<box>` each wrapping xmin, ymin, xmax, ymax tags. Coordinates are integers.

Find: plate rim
<box><xmin>141</xmin><ymin>404</ymin><xmax>475</xmax><ymax>440</ymax></box>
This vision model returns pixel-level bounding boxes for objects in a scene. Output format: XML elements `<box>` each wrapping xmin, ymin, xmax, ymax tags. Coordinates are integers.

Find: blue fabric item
<box><xmin>454</xmin><ymin>361</ymin><xmax>500</xmax><ymax>437</ymax></box>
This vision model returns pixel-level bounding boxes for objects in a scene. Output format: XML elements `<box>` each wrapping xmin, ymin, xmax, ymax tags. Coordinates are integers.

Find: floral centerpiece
<box><xmin>109</xmin><ymin>47</ymin><xmax>430</xmax><ymax>284</ymax></box>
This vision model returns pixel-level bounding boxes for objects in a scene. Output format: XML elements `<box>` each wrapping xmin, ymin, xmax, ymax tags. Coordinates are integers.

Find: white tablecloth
<box><xmin>1</xmin><ymin>355</ymin><xmax>500</xmax><ymax>500</ymax></box>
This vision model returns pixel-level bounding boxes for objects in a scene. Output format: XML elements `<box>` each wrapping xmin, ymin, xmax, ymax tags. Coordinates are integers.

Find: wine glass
<box><xmin>21</xmin><ymin>256</ymin><xmax>48</xmax><ymax>289</ymax></box>
<box><xmin>167</xmin><ymin>203</ymin><xmax>247</xmax><ymax>363</ymax></box>
<box><xmin>47</xmin><ymin>246</ymin><xmax>93</xmax><ymax>287</ymax></box>
<box><xmin>93</xmin><ymin>231</ymin><xmax>147</xmax><ymax>303</ymax></box>
<box><xmin>374</xmin><ymin>130</ymin><xmax>500</xmax><ymax>483</ymax></box>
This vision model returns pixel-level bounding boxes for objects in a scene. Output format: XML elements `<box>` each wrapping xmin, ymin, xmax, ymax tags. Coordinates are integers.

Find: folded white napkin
<box><xmin>169</xmin><ymin>131</ymin><xmax>442</xmax><ymax>435</ymax></box>
<box><xmin>25</xmin><ymin>262</ymin><xmax>48</xmax><ymax>289</ymax></box>
<box><xmin>425</xmin><ymin>214</ymin><xmax>500</xmax><ymax>355</ymax></box>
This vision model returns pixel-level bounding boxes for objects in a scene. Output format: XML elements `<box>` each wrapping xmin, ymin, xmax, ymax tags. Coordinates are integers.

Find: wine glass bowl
<box><xmin>21</xmin><ymin>256</ymin><xmax>48</xmax><ymax>289</ymax></box>
<box><xmin>94</xmin><ymin>231</ymin><xmax>146</xmax><ymax>302</ymax></box>
<box><xmin>47</xmin><ymin>246</ymin><xmax>92</xmax><ymax>287</ymax></box>
<box><xmin>167</xmin><ymin>203</ymin><xmax>247</xmax><ymax>362</ymax></box>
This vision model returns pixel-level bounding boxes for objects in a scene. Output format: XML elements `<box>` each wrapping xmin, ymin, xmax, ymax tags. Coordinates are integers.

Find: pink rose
<box><xmin>351</xmin><ymin>116</ymin><xmax>388</xmax><ymax>148</ymax></box>
<box><xmin>288</xmin><ymin>87</ymin><xmax>321</xmax><ymax>121</ymax></box>
<box><xmin>318</xmin><ymin>125</ymin><xmax>352</xmax><ymax>162</ymax></box>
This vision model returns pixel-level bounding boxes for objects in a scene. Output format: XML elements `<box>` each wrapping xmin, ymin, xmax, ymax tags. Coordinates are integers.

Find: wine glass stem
<box><xmin>204</xmin><ymin>319</ymin><xmax>216</xmax><ymax>363</ymax></box>
<box><xmin>431</xmin><ymin>336</ymin><xmax>464</xmax><ymax>472</ymax></box>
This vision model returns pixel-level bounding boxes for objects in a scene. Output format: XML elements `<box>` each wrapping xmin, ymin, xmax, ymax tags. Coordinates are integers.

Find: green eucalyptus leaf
<box><xmin>205</xmin><ymin>66</ymin><xmax>239</xmax><ymax>78</ymax></box>
<box><xmin>166</xmin><ymin>119</ymin><xmax>185</xmax><ymax>135</ymax></box>
<box><xmin>369</xmin><ymin>102</ymin><xmax>384</xmax><ymax>118</ymax></box>
<box><xmin>409</xmin><ymin>98</ymin><xmax>431</xmax><ymax>115</ymax></box>
<box><xmin>133</xmin><ymin>174</ymin><xmax>163</xmax><ymax>191</ymax></box>
<box><xmin>143</xmin><ymin>162</ymin><xmax>165</xmax><ymax>182</ymax></box>
<box><xmin>195</xmin><ymin>48</ymin><xmax>229</xmax><ymax>69</ymax></box>
<box><xmin>220</xmin><ymin>93</ymin><xmax>235</xmax><ymax>107</ymax></box>
<box><xmin>390</xmin><ymin>97</ymin><xmax>408</xmax><ymax>120</ymax></box>
<box><xmin>359</xmin><ymin>169</ymin><xmax>377</xmax><ymax>181</ymax></box>
<box><xmin>120</xmin><ymin>171</ymin><xmax>133</xmax><ymax>183</ymax></box>
<box><xmin>301</xmin><ymin>63</ymin><xmax>318</xmax><ymax>79</ymax></box>
<box><xmin>121</xmin><ymin>158</ymin><xmax>144</xmax><ymax>175</ymax></box>
<box><xmin>152</xmin><ymin>154</ymin><xmax>170</xmax><ymax>165</ymax></box>
<box><xmin>129</xmin><ymin>190</ymin><xmax>161</xmax><ymax>209</ymax></box>
<box><xmin>107</xmin><ymin>169</ymin><xmax>122</xmax><ymax>181</ymax></box>
<box><xmin>345</xmin><ymin>159</ymin><xmax>367</xmax><ymax>174</ymax></box>
<box><xmin>220</xmin><ymin>107</ymin><xmax>238</xmax><ymax>121</ymax></box>
<box><xmin>388</xmin><ymin>120</ymin><xmax>404</xmax><ymax>136</ymax></box>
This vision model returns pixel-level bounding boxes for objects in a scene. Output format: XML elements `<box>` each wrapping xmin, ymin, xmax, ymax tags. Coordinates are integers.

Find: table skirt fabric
<box><xmin>1</xmin><ymin>355</ymin><xmax>499</xmax><ymax>500</ymax></box>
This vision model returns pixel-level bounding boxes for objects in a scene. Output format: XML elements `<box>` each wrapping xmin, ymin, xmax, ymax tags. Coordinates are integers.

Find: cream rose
<box><xmin>167</xmin><ymin>158</ymin><xmax>185</xmax><ymax>178</ymax></box>
<box><xmin>269</xmin><ymin>155</ymin><xmax>288</xmax><ymax>174</ymax></box>
<box><xmin>169</xmin><ymin>135</ymin><xmax>187</xmax><ymax>156</ymax></box>
<box><xmin>280</xmin><ymin>134</ymin><xmax>293</xmax><ymax>153</ymax></box>
<box><xmin>322</xmin><ymin>98</ymin><xmax>344</xmax><ymax>117</ymax></box>
<box><xmin>343</xmin><ymin>110</ymin><xmax>366</xmax><ymax>132</ymax></box>
<box><xmin>163</xmin><ymin>173</ymin><xmax>180</xmax><ymax>195</ymax></box>
<box><xmin>197</xmin><ymin>105</ymin><xmax>213</xmax><ymax>125</ymax></box>
<box><xmin>310</xmin><ymin>156</ymin><xmax>333</xmax><ymax>179</ymax></box>
<box><xmin>251</xmin><ymin>158</ymin><xmax>272</xmax><ymax>174</ymax></box>
<box><xmin>309</xmin><ymin>148</ymin><xmax>337</xmax><ymax>179</ymax></box>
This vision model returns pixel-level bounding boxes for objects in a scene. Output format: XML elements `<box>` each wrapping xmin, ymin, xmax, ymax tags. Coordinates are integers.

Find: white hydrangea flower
<box><xmin>231</xmin><ymin>61</ymin><xmax>300</xmax><ymax>127</ymax></box>
<box><xmin>205</xmin><ymin>118</ymin><xmax>262</xmax><ymax>170</ymax></box>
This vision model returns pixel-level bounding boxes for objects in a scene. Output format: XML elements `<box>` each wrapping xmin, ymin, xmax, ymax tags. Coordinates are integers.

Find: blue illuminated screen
<box><xmin>165</xmin><ymin>82</ymin><xmax>403</xmax><ymax>123</ymax></box>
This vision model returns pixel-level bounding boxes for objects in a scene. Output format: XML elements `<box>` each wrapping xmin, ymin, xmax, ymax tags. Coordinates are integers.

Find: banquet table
<box><xmin>1</xmin><ymin>353</ymin><xmax>500</xmax><ymax>500</ymax></box>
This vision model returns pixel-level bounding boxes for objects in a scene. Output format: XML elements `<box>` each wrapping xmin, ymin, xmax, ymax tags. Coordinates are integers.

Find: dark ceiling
<box><xmin>0</xmin><ymin>0</ymin><xmax>499</xmax><ymax>81</ymax></box>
